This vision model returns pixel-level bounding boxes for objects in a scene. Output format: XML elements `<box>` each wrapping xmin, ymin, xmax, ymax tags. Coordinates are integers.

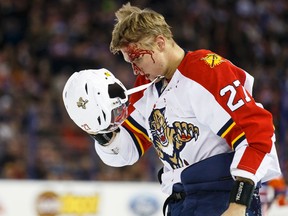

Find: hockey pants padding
<box><xmin>164</xmin><ymin>152</ymin><xmax>262</xmax><ymax>216</ymax></box>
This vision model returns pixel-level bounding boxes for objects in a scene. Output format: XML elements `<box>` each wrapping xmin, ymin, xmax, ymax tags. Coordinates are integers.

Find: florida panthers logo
<box><xmin>149</xmin><ymin>108</ymin><xmax>199</xmax><ymax>169</ymax></box>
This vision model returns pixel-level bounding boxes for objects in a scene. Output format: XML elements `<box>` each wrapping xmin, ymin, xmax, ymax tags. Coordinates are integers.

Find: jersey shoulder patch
<box><xmin>200</xmin><ymin>53</ymin><xmax>226</xmax><ymax>68</ymax></box>
<box><xmin>182</xmin><ymin>49</ymin><xmax>226</xmax><ymax>70</ymax></box>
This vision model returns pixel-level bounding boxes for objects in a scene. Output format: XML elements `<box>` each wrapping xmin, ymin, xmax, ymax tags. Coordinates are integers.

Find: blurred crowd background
<box><xmin>0</xmin><ymin>0</ymin><xmax>287</xmax><ymax>184</ymax></box>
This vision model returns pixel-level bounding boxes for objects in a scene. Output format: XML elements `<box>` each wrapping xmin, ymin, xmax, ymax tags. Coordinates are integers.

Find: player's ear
<box><xmin>155</xmin><ymin>35</ymin><xmax>165</xmax><ymax>51</ymax></box>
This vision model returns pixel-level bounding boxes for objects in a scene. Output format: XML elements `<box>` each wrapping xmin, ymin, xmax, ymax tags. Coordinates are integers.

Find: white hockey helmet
<box><xmin>62</xmin><ymin>68</ymin><xmax>128</xmax><ymax>134</ymax></box>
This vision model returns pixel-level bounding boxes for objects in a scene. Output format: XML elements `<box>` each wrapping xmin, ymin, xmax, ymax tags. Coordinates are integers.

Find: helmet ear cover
<box><xmin>62</xmin><ymin>68</ymin><xmax>128</xmax><ymax>134</ymax></box>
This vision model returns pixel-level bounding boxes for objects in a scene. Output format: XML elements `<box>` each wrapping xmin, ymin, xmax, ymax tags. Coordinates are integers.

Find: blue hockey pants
<box><xmin>163</xmin><ymin>153</ymin><xmax>262</xmax><ymax>216</ymax></box>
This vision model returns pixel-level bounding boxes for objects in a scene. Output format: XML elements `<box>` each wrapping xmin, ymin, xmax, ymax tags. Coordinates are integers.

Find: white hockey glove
<box><xmin>62</xmin><ymin>68</ymin><xmax>128</xmax><ymax>145</ymax></box>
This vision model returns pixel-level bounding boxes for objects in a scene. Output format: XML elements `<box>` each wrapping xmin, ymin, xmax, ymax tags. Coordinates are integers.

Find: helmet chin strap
<box><xmin>126</xmin><ymin>75</ymin><xmax>165</xmax><ymax>96</ymax></box>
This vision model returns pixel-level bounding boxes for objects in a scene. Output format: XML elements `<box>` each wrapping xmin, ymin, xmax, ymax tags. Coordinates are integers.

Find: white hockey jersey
<box><xmin>95</xmin><ymin>49</ymin><xmax>281</xmax><ymax>194</ymax></box>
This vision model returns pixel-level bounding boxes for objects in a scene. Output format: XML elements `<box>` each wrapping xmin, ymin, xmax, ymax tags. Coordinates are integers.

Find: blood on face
<box><xmin>126</xmin><ymin>44</ymin><xmax>155</xmax><ymax>75</ymax></box>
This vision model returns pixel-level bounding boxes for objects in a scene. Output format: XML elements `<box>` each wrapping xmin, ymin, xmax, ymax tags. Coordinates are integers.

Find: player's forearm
<box><xmin>231</xmin><ymin>141</ymin><xmax>281</xmax><ymax>186</ymax></box>
<box><xmin>221</xmin><ymin>203</ymin><xmax>246</xmax><ymax>216</ymax></box>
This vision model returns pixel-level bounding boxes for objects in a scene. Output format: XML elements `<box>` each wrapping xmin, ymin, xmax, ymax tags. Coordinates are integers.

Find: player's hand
<box><xmin>221</xmin><ymin>203</ymin><xmax>246</xmax><ymax>216</ymax></box>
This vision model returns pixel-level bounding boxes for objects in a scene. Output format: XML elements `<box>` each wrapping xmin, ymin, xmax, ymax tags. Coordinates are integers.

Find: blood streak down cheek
<box><xmin>127</xmin><ymin>44</ymin><xmax>155</xmax><ymax>75</ymax></box>
<box><xmin>132</xmin><ymin>63</ymin><xmax>142</xmax><ymax>75</ymax></box>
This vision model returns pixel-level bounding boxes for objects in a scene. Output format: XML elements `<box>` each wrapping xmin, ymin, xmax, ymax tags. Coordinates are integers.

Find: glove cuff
<box><xmin>229</xmin><ymin>180</ymin><xmax>255</xmax><ymax>208</ymax></box>
<box><xmin>90</xmin><ymin>128</ymin><xmax>120</xmax><ymax>146</ymax></box>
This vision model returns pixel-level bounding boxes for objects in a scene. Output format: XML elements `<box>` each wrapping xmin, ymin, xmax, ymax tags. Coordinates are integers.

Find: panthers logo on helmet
<box><xmin>77</xmin><ymin>97</ymin><xmax>88</xmax><ymax>109</ymax></box>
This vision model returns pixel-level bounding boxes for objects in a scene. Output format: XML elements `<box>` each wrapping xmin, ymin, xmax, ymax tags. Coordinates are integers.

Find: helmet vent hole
<box><xmin>102</xmin><ymin>110</ymin><xmax>106</xmax><ymax>121</ymax></box>
<box><xmin>85</xmin><ymin>83</ymin><xmax>88</xmax><ymax>94</ymax></box>
<box><xmin>97</xmin><ymin>116</ymin><xmax>101</xmax><ymax>125</ymax></box>
<box><xmin>108</xmin><ymin>83</ymin><xmax>125</xmax><ymax>99</ymax></box>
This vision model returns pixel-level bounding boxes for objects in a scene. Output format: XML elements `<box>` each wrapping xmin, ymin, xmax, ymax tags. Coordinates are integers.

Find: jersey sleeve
<box><xmin>179</xmin><ymin>50</ymin><xmax>281</xmax><ymax>183</ymax></box>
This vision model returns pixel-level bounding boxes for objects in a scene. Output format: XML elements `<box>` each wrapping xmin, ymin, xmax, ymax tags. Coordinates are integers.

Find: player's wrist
<box><xmin>229</xmin><ymin>178</ymin><xmax>255</xmax><ymax>208</ymax></box>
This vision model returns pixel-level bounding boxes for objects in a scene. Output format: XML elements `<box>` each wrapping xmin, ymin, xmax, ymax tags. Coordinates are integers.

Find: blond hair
<box><xmin>110</xmin><ymin>3</ymin><xmax>173</xmax><ymax>54</ymax></box>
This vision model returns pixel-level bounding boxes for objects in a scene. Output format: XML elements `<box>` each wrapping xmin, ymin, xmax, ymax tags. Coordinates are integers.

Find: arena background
<box><xmin>0</xmin><ymin>0</ymin><xmax>287</xmax><ymax>215</ymax></box>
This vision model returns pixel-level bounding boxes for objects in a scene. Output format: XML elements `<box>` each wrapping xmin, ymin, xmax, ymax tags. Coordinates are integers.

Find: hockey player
<box><xmin>62</xmin><ymin>3</ymin><xmax>282</xmax><ymax>216</ymax></box>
